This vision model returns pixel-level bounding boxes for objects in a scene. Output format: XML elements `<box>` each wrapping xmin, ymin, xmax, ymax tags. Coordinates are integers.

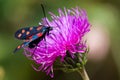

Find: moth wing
<box><xmin>13</xmin><ymin>41</ymin><xmax>30</xmax><ymax>53</ymax></box>
<box><xmin>13</xmin><ymin>32</ymin><xmax>44</xmax><ymax>53</ymax></box>
<box><xmin>14</xmin><ymin>25</ymin><xmax>43</xmax><ymax>40</ymax></box>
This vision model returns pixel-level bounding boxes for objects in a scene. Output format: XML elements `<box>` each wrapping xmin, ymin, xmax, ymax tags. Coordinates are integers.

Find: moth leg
<box><xmin>31</xmin><ymin>44</ymin><xmax>38</xmax><ymax>57</ymax></box>
<box><xmin>47</xmin><ymin>32</ymin><xmax>56</xmax><ymax>37</ymax></box>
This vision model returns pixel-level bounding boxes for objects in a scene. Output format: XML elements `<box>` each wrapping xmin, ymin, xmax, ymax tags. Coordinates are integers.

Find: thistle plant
<box><xmin>24</xmin><ymin>7</ymin><xmax>90</xmax><ymax>80</ymax></box>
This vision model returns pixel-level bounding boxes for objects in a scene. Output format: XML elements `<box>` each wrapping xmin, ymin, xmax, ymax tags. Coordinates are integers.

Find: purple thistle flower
<box><xmin>24</xmin><ymin>7</ymin><xmax>90</xmax><ymax>78</ymax></box>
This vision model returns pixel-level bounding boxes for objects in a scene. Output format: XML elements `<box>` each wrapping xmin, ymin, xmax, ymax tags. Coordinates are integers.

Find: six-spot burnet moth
<box><xmin>13</xmin><ymin>4</ymin><xmax>53</xmax><ymax>53</ymax></box>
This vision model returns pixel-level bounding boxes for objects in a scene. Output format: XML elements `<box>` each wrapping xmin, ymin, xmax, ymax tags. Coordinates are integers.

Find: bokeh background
<box><xmin>0</xmin><ymin>0</ymin><xmax>120</xmax><ymax>80</ymax></box>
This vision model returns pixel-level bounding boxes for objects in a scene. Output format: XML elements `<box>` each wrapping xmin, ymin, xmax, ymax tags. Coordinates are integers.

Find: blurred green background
<box><xmin>0</xmin><ymin>0</ymin><xmax>120</xmax><ymax>80</ymax></box>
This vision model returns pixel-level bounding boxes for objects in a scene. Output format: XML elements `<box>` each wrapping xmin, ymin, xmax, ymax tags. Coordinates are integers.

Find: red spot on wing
<box><xmin>37</xmin><ymin>33</ymin><xmax>43</xmax><ymax>37</ymax></box>
<box><xmin>18</xmin><ymin>33</ymin><xmax>22</xmax><ymax>38</ymax></box>
<box><xmin>29</xmin><ymin>36</ymin><xmax>33</xmax><ymax>39</ymax></box>
<box><xmin>17</xmin><ymin>45</ymin><xmax>21</xmax><ymax>49</ymax></box>
<box><xmin>37</xmin><ymin>26</ymin><xmax>42</xmax><ymax>31</ymax></box>
<box><xmin>26</xmin><ymin>31</ymin><xmax>30</xmax><ymax>35</ymax></box>
<box><xmin>26</xmin><ymin>35</ymin><xmax>32</xmax><ymax>40</ymax></box>
<box><xmin>22</xmin><ymin>29</ymin><xmax>25</xmax><ymax>33</ymax></box>
<box><xmin>29</xmin><ymin>27</ymin><xmax>33</xmax><ymax>30</ymax></box>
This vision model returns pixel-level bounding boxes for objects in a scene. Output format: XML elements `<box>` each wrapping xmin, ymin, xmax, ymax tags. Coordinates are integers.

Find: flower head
<box><xmin>24</xmin><ymin>7</ymin><xmax>90</xmax><ymax>78</ymax></box>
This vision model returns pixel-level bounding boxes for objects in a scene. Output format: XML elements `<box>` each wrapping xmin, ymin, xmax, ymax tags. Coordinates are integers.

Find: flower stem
<box><xmin>77</xmin><ymin>67</ymin><xmax>90</xmax><ymax>80</ymax></box>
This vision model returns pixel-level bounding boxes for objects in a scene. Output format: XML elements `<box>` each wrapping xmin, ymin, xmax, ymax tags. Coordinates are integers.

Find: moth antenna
<box><xmin>41</xmin><ymin>4</ymin><xmax>50</xmax><ymax>27</ymax></box>
<box><xmin>41</xmin><ymin>4</ymin><xmax>46</xmax><ymax>18</ymax></box>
